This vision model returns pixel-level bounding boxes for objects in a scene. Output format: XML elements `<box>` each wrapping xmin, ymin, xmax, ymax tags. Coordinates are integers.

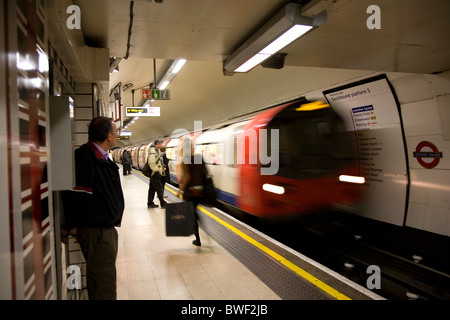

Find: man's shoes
<box><xmin>160</xmin><ymin>203</ymin><xmax>166</xmax><ymax>209</ymax></box>
<box><xmin>192</xmin><ymin>239</ymin><xmax>201</xmax><ymax>247</ymax></box>
<box><xmin>147</xmin><ymin>203</ymin><xmax>158</xmax><ymax>208</ymax></box>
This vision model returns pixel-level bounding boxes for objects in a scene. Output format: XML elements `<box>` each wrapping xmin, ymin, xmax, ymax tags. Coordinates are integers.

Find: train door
<box><xmin>138</xmin><ymin>144</ymin><xmax>150</xmax><ymax>170</ymax></box>
<box><xmin>165</xmin><ymin>138</ymin><xmax>180</xmax><ymax>183</ymax></box>
<box><xmin>131</xmin><ymin>146</ymin><xmax>139</xmax><ymax>169</ymax></box>
<box><xmin>221</xmin><ymin>121</ymin><xmax>248</xmax><ymax>206</ymax></box>
<box><xmin>195</xmin><ymin>129</ymin><xmax>224</xmax><ymax>197</ymax></box>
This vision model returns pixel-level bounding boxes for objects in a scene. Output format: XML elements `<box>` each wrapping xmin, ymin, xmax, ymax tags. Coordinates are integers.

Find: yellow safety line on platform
<box><xmin>165</xmin><ymin>185</ymin><xmax>351</xmax><ymax>300</ymax></box>
<box><xmin>198</xmin><ymin>206</ymin><xmax>351</xmax><ymax>301</ymax></box>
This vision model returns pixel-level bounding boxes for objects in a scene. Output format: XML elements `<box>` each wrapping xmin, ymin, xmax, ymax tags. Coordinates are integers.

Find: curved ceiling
<box><xmin>66</xmin><ymin>0</ymin><xmax>449</xmax><ymax>145</ymax></box>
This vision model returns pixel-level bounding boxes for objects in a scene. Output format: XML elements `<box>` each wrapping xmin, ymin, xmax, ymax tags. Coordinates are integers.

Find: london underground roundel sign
<box><xmin>413</xmin><ymin>141</ymin><xmax>443</xmax><ymax>169</ymax></box>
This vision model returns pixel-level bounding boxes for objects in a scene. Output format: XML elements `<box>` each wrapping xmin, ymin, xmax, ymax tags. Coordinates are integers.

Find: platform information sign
<box><xmin>126</xmin><ymin>106</ymin><xmax>160</xmax><ymax>117</ymax></box>
<box><xmin>324</xmin><ymin>75</ymin><xmax>408</xmax><ymax>226</ymax></box>
<box><xmin>141</xmin><ymin>89</ymin><xmax>170</xmax><ymax>100</ymax></box>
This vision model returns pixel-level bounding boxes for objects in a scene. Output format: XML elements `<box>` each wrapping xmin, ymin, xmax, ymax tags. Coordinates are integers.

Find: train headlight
<box><xmin>339</xmin><ymin>175</ymin><xmax>366</xmax><ymax>184</ymax></box>
<box><xmin>262</xmin><ymin>183</ymin><xmax>285</xmax><ymax>194</ymax></box>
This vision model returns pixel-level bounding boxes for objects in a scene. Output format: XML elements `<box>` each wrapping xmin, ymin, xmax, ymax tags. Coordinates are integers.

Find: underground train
<box><xmin>112</xmin><ymin>97</ymin><xmax>366</xmax><ymax>218</ymax></box>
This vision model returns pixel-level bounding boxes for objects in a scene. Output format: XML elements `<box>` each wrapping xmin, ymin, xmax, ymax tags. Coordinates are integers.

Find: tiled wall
<box><xmin>2</xmin><ymin>0</ymin><xmax>98</xmax><ymax>299</ymax></box>
<box><xmin>4</xmin><ymin>0</ymin><xmax>55</xmax><ymax>299</ymax></box>
<box><xmin>391</xmin><ymin>72</ymin><xmax>450</xmax><ymax>236</ymax></box>
<box><xmin>65</xmin><ymin>82</ymin><xmax>94</xmax><ymax>300</ymax></box>
<box><xmin>73</xmin><ymin>83</ymin><xmax>94</xmax><ymax>147</ymax></box>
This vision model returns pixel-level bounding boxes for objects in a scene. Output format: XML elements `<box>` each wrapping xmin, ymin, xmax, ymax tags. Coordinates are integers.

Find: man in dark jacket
<box><xmin>63</xmin><ymin>116</ymin><xmax>124</xmax><ymax>300</ymax></box>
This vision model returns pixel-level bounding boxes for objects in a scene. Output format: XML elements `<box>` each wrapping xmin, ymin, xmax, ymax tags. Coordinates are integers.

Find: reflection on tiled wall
<box><xmin>8</xmin><ymin>0</ymin><xmax>55</xmax><ymax>300</ymax></box>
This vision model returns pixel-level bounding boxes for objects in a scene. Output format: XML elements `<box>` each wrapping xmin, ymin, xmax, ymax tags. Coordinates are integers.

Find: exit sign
<box><xmin>141</xmin><ymin>89</ymin><xmax>170</xmax><ymax>100</ymax></box>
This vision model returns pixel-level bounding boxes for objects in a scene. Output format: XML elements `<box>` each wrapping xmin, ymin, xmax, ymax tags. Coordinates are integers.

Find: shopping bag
<box><xmin>165</xmin><ymin>201</ymin><xmax>196</xmax><ymax>236</ymax></box>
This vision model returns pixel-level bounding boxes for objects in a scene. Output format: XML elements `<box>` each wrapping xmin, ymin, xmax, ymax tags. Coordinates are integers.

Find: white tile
<box><xmin>402</xmin><ymin>99</ymin><xmax>441</xmax><ymax>137</ymax></box>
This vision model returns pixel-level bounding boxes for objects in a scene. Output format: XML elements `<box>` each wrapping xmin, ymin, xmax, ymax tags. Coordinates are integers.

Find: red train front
<box><xmin>237</xmin><ymin>98</ymin><xmax>366</xmax><ymax>218</ymax></box>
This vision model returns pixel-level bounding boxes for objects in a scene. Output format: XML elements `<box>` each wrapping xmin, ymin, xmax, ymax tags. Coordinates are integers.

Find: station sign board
<box><xmin>126</xmin><ymin>106</ymin><xmax>160</xmax><ymax>117</ymax></box>
<box><xmin>324</xmin><ymin>75</ymin><xmax>408</xmax><ymax>227</ymax></box>
<box><xmin>141</xmin><ymin>89</ymin><xmax>170</xmax><ymax>100</ymax></box>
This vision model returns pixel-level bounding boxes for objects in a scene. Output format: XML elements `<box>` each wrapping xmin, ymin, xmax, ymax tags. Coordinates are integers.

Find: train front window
<box><xmin>268</xmin><ymin>108</ymin><xmax>357</xmax><ymax>179</ymax></box>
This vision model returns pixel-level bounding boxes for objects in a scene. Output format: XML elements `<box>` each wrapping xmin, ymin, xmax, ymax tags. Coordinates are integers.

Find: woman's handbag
<box><xmin>165</xmin><ymin>201</ymin><xmax>196</xmax><ymax>236</ymax></box>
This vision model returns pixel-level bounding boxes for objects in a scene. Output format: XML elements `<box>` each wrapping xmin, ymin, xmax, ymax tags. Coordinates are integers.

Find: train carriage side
<box><xmin>131</xmin><ymin>146</ymin><xmax>139</xmax><ymax>169</ymax></box>
<box><xmin>138</xmin><ymin>143</ymin><xmax>151</xmax><ymax>170</ymax></box>
<box><xmin>165</xmin><ymin>137</ymin><xmax>180</xmax><ymax>184</ymax></box>
<box><xmin>195</xmin><ymin>128</ymin><xmax>225</xmax><ymax>203</ymax></box>
<box><xmin>196</xmin><ymin>122</ymin><xmax>250</xmax><ymax>207</ymax></box>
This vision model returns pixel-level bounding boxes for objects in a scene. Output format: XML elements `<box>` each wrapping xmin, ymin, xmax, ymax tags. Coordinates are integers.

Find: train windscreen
<box><xmin>267</xmin><ymin>105</ymin><xmax>357</xmax><ymax>180</ymax></box>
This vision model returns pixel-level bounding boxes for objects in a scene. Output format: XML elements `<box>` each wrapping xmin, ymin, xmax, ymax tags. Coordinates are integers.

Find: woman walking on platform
<box><xmin>176</xmin><ymin>135</ymin><xmax>206</xmax><ymax>246</ymax></box>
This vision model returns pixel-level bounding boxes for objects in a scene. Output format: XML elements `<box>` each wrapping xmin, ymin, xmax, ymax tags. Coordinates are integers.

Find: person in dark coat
<box><xmin>62</xmin><ymin>116</ymin><xmax>124</xmax><ymax>300</ymax></box>
<box><xmin>176</xmin><ymin>135</ymin><xmax>206</xmax><ymax>246</ymax></box>
<box><xmin>121</xmin><ymin>150</ymin><xmax>131</xmax><ymax>175</ymax></box>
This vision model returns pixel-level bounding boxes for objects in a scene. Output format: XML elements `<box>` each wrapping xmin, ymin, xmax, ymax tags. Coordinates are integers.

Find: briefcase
<box><xmin>165</xmin><ymin>201</ymin><xmax>196</xmax><ymax>236</ymax></box>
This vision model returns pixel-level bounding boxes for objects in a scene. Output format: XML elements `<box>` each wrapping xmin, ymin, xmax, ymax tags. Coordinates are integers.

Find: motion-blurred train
<box><xmin>112</xmin><ymin>97</ymin><xmax>366</xmax><ymax>218</ymax></box>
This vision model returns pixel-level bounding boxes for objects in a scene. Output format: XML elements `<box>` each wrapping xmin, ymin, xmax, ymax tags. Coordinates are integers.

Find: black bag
<box><xmin>165</xmin><ymin>201</ymin><xmax>196</xmax><ymax>236</ymax></box>
<box><xmin>142</xmin><ymin>162</ymin><xmax>152</xmax><ymax>177</ymax></box>
<box><xmin>202</xmin><ymin>176</ymin><xmax>217</xmax><ymax>206</ymax></box>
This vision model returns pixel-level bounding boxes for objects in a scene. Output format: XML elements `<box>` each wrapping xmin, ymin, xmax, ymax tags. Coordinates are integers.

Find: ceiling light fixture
<box><xmin>223</xmin><ymin>3</ymin><xmax>327</xmax><ymax>75</ymax></box>
<box><xmin>122</xmin><ymin>82</ymin><xmax>134</xmax><ymax>92</ymax></box>
<box><xmin>157</xmin><ymin>58</ymin><xmax>187</xmax><ymax>89</ymax></box>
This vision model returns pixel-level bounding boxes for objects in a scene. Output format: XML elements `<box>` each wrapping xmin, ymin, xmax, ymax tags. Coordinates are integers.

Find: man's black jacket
<box><xmin>62</xmin><ymin>142</ymin><xmax>124</xmax><ymax>229</ymax></box>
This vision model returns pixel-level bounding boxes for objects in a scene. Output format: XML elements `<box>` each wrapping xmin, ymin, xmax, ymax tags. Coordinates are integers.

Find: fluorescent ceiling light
<box><xmin>171</xmin><ymin>58</ymin><xmax>187</xmax><ymax>74</ymax></box>
<box><xmin>235</xmin><ymin>24</ymin><xmax>313</xmax><ymax>72</ymax></box>
<box><xmin>260</xmin><ymin>25</ymin><xmax>313</xmax><ymax>55</ymax></box>
<box><xmin>157</xmin><ymin>58</ymin><xmax>187</xmax><ymax>89</ymax></box>
<box><xmin>235</xmin><ymin>53</ymin><xmax>271</xmax><ymax>73</ymax></box>
<box><xmin>159</xmin><ymin>80</ymin><xmax>170</xmax><ymax>90</ymax></box>
<box><xmin>122</xmin><ymin>82</ymin><xmax>134</xmax><ymax>92</ymax></box>
<box><xmin>223</xmin><ymin>3</ymin><xmax>326</xmax><ymax>74</ymax></box>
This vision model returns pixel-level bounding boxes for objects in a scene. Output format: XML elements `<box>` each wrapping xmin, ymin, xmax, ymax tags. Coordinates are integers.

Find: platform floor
<box><xmin>116</xmin><ymin>170</ymin><xmax>280</xmax><ymax>300</ymax></box>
